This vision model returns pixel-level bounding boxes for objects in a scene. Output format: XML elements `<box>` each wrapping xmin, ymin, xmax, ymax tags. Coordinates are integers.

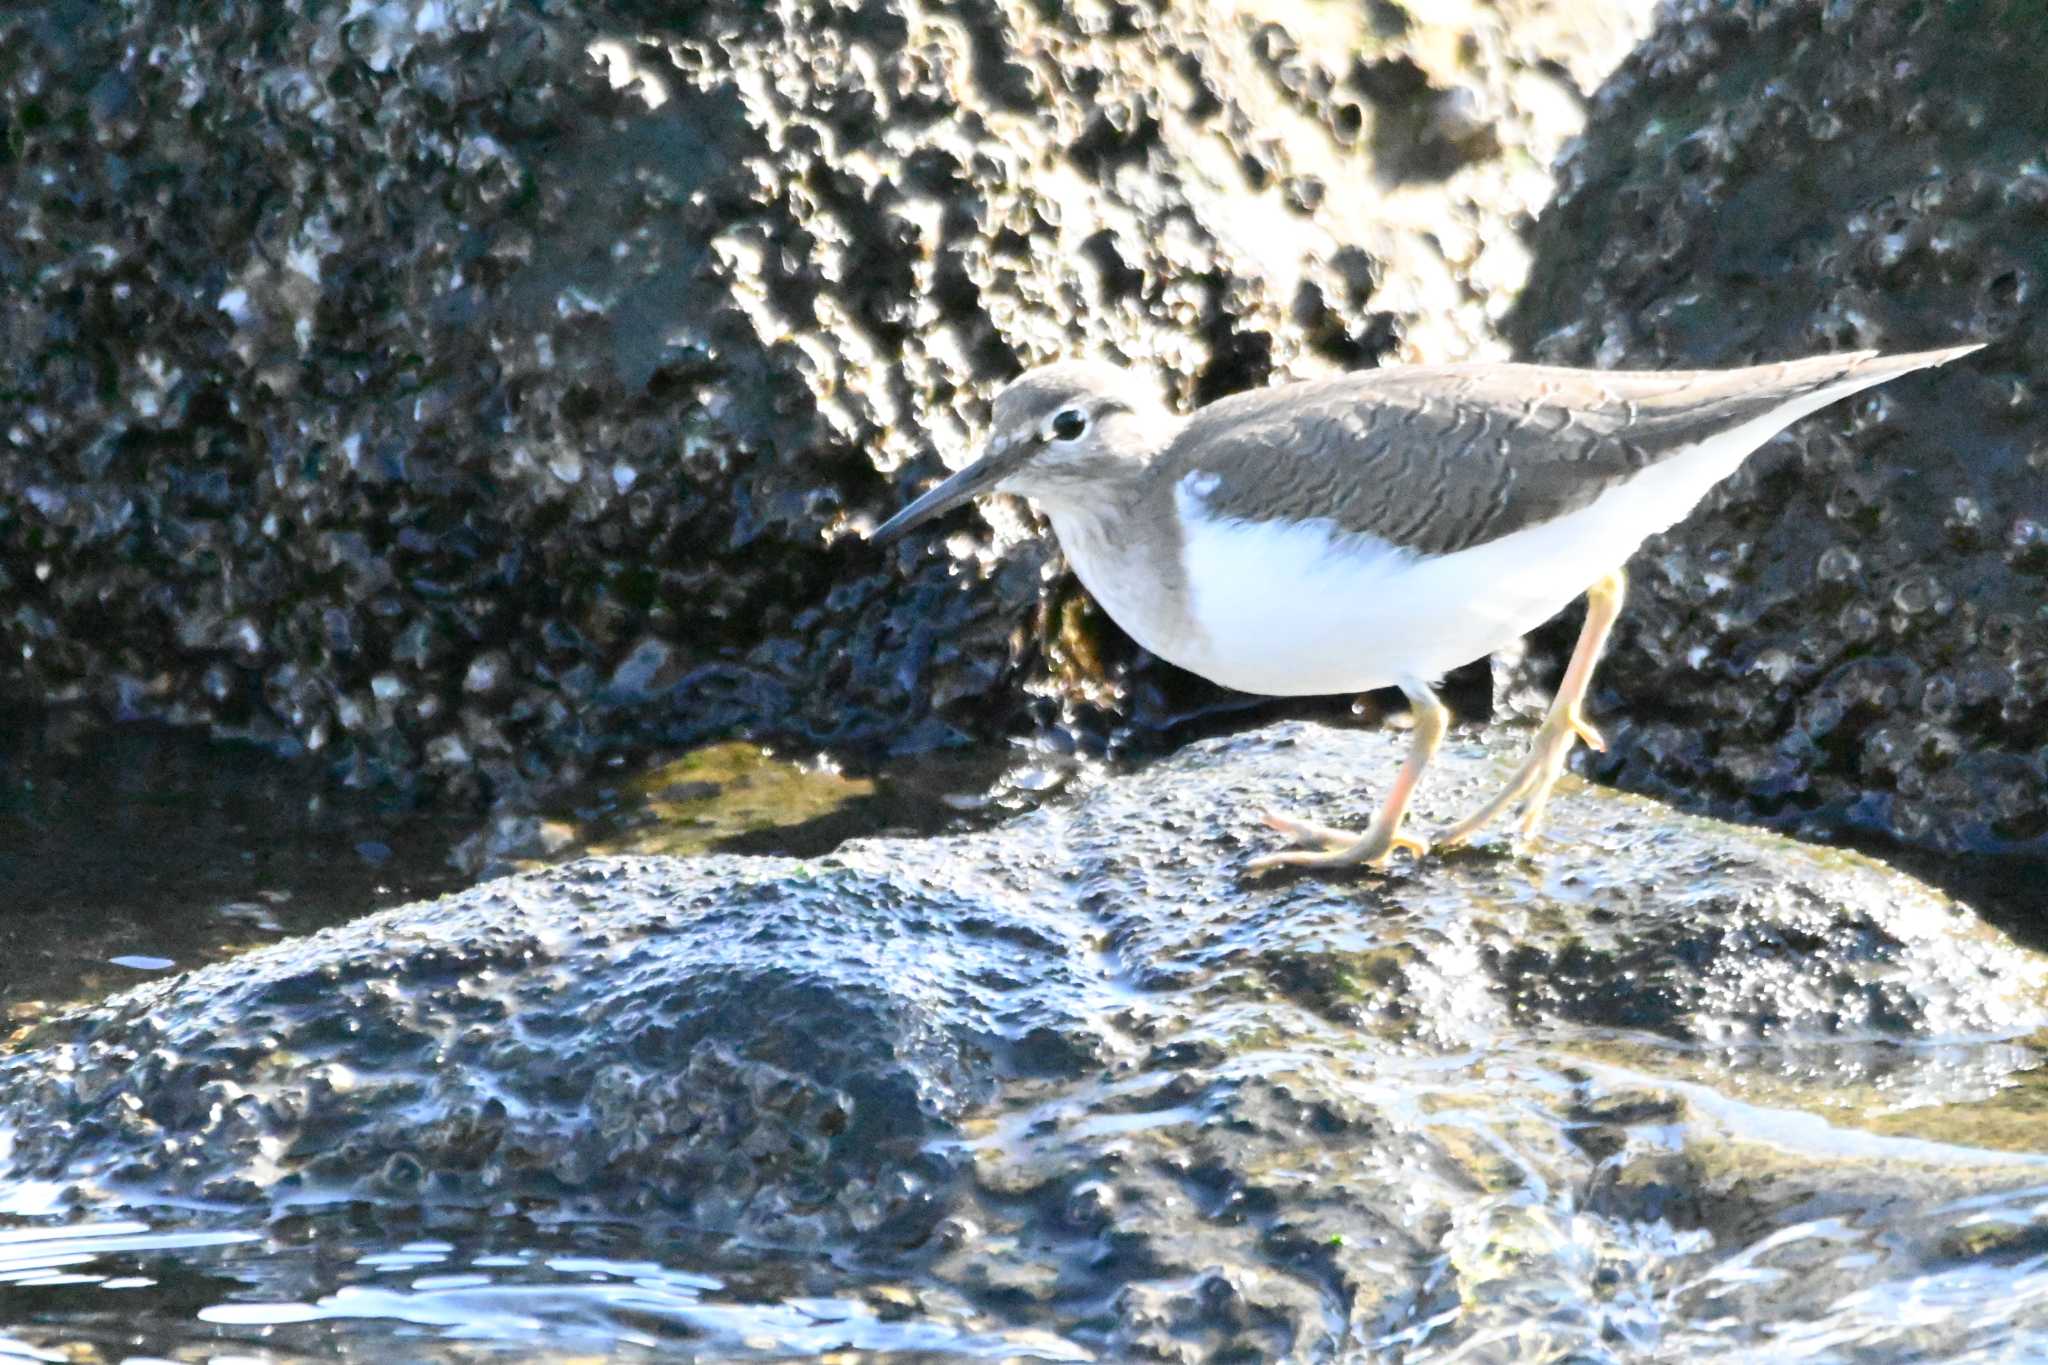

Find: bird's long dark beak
<box><xmin>868</xmin><ymin>449</ymin><xmax>1011</xmax><ymax>546</ymax></box>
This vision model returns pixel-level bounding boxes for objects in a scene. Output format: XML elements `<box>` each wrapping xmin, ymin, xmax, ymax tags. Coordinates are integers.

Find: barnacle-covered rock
<box><xmin>1505</xmin><ymin>0</ymin><xmax>2048</xmax><ymax>864</ymax></box>
<box><xmin>0</xmin><ymin>0</ymin><xmax>1651</xmax><ymax>799</ymax></box>
<box><xmin>5</xmin><ymin>723</ymin><xmax>2045</xmax><ymax>1358</ymax></box>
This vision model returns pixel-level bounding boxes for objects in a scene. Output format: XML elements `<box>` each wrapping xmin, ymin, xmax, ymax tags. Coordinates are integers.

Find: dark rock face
<box><xmin>0</xmin><ymin>0</ymin><xmax>1638</xmax><ymax>801</ymax></box>
<box><xmin>7</xmin><ymin>723</ymin><xmax>2043</xmax><ymax>1359</ymax></box>
<box><xmin>1</xmin><ymin>853</ymin><xmax>1103</xmax><ymax>1242</ymax></box>
<box><xmin>1505</xmin><ymin>0</ymin><xmax>2048</xmax><ymax>861</ymax></box>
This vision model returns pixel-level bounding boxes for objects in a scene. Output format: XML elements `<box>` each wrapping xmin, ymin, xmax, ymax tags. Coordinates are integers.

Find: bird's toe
<box><xmin>1258</xmin><ymin>810</ymin><xmax>1356</xmax><ymax>851</ymax></box>
<box><xmin>1245</xmin><ymin>821</ymin><xmax>1425</xmax><ymax>875</ymax></box>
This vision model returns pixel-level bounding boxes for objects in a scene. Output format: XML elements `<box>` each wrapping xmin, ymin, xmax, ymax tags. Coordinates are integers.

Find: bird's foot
<box><xmin>1246</xmin><ymin>808</ymin><xmax>1428</xmax><ymax>875</ymax></box>
<box><xmin>1435</xmin><ymin>708</ymin><xmax>1589</xmax><ymax>851</ymax></box>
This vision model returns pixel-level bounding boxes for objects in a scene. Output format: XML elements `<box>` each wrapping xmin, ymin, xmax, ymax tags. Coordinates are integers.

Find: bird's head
<box><xmin>870</xmin><ymin>361</ymin><xmax>1168</xmax><ymax>545</ymax></box>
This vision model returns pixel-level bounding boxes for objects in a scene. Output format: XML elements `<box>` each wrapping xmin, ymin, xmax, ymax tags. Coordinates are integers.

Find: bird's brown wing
<box><xmin>1165</xmin><ymin>350</ymin><xmax>1962</xmax><ymax>557</ymax></box>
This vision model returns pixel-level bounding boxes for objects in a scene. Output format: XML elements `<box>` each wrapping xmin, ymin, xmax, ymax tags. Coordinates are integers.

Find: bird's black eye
<box><xmin>1049</xmin><ymin>408</ymin><xmax>1088</xmax><ymax>442</ymax></box>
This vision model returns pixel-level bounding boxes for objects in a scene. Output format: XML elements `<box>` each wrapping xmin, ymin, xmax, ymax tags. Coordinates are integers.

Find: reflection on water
<box><xmin>1374</xmin><ymin>1179</ymin><xmax>2048</xmax><ymax>1361</ymax></box>
<box><xmin>0</xmin><ymin>708</ymin><xmax>1036</xmax><ymax>1032</ymax></box>
<box><xmin>0</xmin><ymin>1218</ymin><xmax>1087</xmax><ymax>1361</ymax></box>
<box><xmin>0</xmin><ymin>708</ymin><xmax>477</xmax><ymax>1028</ymax></box>
<box><xmin>6</xmin><ymin>1093</ymin><xmax>2048</xmax><ymax>1361</ymax></box>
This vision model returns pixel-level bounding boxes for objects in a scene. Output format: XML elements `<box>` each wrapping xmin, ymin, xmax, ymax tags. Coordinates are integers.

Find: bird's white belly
<box><xmin>1167</xmin><ymin>419</ymin><xmax>1782</xmax><ymax>697</ymax></box>
<box><xmin>1168</xmin><ymin>513</ymin><xmax>1537</xmax><ymax>695</ymax></box>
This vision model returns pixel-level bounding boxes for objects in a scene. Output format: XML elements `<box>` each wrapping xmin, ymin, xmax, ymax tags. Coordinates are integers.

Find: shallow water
<box><xmin>0</xmin><ymin>1216</ymin><xmax>1088</xmax><ymax>1361</ymax></box>
<box><xmin>0</xmin><ymin>709</ymin><xmax>1029</xmax><ymax>1029</ymax></box>
<box><xmin>0</xmin><ymin>709</ymin><xmax>476</xmax><ymax>1032</ymax></box>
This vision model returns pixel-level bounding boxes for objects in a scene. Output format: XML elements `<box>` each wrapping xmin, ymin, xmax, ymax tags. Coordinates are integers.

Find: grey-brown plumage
<box><xmin>1165</xmin><ymin>351</ymin><xmax>1963</xmax><ymax>556</ymax></box>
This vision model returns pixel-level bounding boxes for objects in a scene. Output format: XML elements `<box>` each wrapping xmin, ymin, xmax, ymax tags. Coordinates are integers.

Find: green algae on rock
<box><xmin>4</xmin><ymin>722</ymin><xmax>2044</xmax><ymax>1359</ymax></box>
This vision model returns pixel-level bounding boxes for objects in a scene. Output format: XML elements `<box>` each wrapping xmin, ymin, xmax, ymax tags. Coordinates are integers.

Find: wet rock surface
<box><xmin>7</xmin><ymin>722</ymin><xmax>2046</xmax><ymax>1360</ymax></box>
<box><xmin>1504</xmin><ymin>0</ymin><xmax>2048</xmax><ymax>864</ymax></box>
<box><xmin>0</xmin><ymin>0</ymin><xmax>1651</xmax><ymax>804</ymax></box>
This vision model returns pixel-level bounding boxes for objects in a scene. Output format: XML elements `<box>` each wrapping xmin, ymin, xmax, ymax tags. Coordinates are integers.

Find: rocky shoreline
<box><xmin>6</xmin><ymin>723</ymin><xmax>2044</xmax><ymax>1357</ymax></box>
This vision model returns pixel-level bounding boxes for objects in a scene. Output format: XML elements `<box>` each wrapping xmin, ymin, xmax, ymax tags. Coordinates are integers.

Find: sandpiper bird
<box><xmin>871</xmin><ymin>343</ymin><xmax>1982</xmax><ymax>873</ymax></box>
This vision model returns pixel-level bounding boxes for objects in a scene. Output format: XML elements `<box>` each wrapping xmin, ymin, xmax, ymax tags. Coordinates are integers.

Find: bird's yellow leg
<box><xmin>1249</xmin><ymin>679</ymin><xmax>1448</xmax><ymax>873</ymax></box>
<box><xmin>1438</xmin><ymin>569</ymin><xmax>1627</xmax><ymax>851</ymax></box>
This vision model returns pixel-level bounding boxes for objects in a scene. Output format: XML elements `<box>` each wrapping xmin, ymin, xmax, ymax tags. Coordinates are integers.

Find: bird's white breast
<box><xmin>1169</xmin><ymin>489</ymin><xmax>1443</xmax><ymax>696</ymax></box>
